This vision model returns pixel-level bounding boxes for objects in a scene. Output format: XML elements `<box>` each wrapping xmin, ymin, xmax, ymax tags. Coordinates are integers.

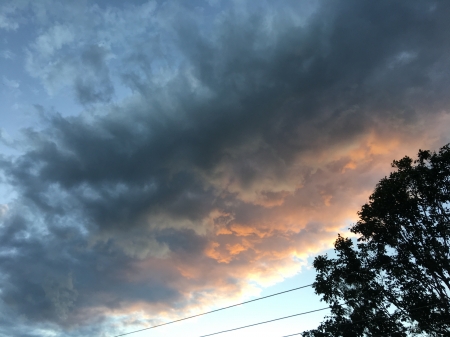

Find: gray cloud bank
<box><xmin>1</xmin><ymin>0</ymin><xmax>450</xmax><ymax>335</ymax></box>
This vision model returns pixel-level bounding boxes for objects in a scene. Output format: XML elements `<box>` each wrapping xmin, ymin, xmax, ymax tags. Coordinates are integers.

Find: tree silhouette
<box><xmin>304</xmin><ymin>145</ymin><xmax>450</xmax><ymax>337</ymax></box>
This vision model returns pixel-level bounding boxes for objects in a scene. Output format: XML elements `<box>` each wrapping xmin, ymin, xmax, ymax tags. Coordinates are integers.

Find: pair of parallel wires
<box><xmin>113</xmin><ymin>284</ymin><xmax>449</xmax><ymax>337</ymax></box>
<box><xmin>113</xmin><ymin>283</ymin><xmax>323</xmax><ymax>337</ymax></box>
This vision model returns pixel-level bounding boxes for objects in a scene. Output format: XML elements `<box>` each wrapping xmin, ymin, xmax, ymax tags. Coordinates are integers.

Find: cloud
<box><xmin>2</xmin><ymin>76</ymin><xmax>19</xmax><ymax>88</ymax></box>
<box><xmin>74</xmin><ymin>45</ymin><xmax>114</xmax><ymax>104</ymax></box>
<box><xmin>34</xmin><ymin>24</ymin><xmax>75</xmax><ymax>57</ymax></box>
<box><xmin>0</xmin><ymin>3</ymin><xmax>20</xmax><ymax>30</ymax></box>
<box><xmin>1</xmin><ymin>50</ymin><xmax>15</xmax><ymax>60</ymax></box>
<box><xmin>1</xmin><ymin>0</ymin><xmax>450</xmax><ymax>335</ymax></box>
<box><xmin>23</xmin><ymin>0</ymin><xmax>162</xmax><ymax>97</ymax></box>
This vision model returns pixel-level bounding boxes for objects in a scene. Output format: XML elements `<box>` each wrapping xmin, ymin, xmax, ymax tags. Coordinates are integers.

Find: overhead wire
<box><xmin>198</xmin><ymin>307</ymin><xmax>330</xmax><ymax>337</ymax></box>
<box><xmin>113</xmin><ymin>281</ymin><xmax>448</xmax><ymax>337</ymax></box>
<box><xmin>112</xmin><ymin>283</ymin><xmax>313</xmax><ymax>337</ymax></box>
<box><xmin>112</xmin><ymin>281</ymin><xmax>449</xmax><ymax>337</ymax></box>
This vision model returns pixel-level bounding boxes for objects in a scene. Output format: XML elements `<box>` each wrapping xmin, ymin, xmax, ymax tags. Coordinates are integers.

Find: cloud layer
<box><xmin>1</xmin><ymin>0</ymin><xmax>450</xmax><ymax>335</ymax></box>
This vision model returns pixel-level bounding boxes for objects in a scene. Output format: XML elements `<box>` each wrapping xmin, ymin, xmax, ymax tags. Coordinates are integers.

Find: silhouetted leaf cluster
<box><xmin>304</xmin><ymin>145</ymin><xmax>450</xmax><ymax>336</ymax></box>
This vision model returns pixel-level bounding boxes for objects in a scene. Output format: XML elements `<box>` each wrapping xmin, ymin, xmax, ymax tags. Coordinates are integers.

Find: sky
<box><xmin>1</xmin><ymin>0</ymin><xmax>450</xmax><ymax>336</ymax></box>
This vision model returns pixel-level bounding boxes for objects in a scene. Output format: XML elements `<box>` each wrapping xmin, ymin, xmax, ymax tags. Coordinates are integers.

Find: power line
<box><xmin>198</xmin><ymin>307</ymin><xmax>330</xmax><ymax>337</ymax></box>
<box><xmin>202</xmin><ymin>300</ymin><xmax>439</xmax><ymax>337</ymax></box>
<box><xmin>112</xmin><ymin>283</ymin><xmax>313</xmax><ymax>337</ymax></box>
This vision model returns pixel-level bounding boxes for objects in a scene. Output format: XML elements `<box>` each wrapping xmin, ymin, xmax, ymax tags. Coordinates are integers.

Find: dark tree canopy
<box><xmin>304</xmin><ymin>145</ymin><xmax>450</xmax><ymax>337</ymax></box>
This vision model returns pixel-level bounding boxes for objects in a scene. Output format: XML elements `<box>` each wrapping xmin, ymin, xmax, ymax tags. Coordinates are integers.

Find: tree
<box><xmin>304</xmin><ymin>145</ymin><xmax>450</xmax><ymax>337</ymax></box>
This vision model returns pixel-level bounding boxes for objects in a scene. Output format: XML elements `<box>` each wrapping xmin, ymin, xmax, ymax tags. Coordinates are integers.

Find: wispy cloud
<box><xmin>1</xmin><ymin>50</ymin><xmax>15</xmax><ymax>60</ymax></box>
<box><xmin>2</xmin><ymin>76</ymin><xmax>19</xmax><ymax>88</ymax></box>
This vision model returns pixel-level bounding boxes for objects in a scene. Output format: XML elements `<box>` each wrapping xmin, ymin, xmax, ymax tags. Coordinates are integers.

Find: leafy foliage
<box><xmin>304</xmin><ymin>145</ymin><xmax>450</xmax><ymax>336</ymax></box>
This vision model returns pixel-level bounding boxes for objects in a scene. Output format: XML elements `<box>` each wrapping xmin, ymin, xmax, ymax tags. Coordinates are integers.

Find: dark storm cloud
<box><xmin>6</xmin><ymin>0</ymin><xmax>449</xmax><ymax>222</ymax></box>
<box><xmin>1</xmin><ymin>0</ymin><xmax>450</xmax><ymax>335</ymax></box>
<box><xmin>0</xmin><ymin>206</ymin><xmax>183</xmax><ymax>327</ymax></box>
